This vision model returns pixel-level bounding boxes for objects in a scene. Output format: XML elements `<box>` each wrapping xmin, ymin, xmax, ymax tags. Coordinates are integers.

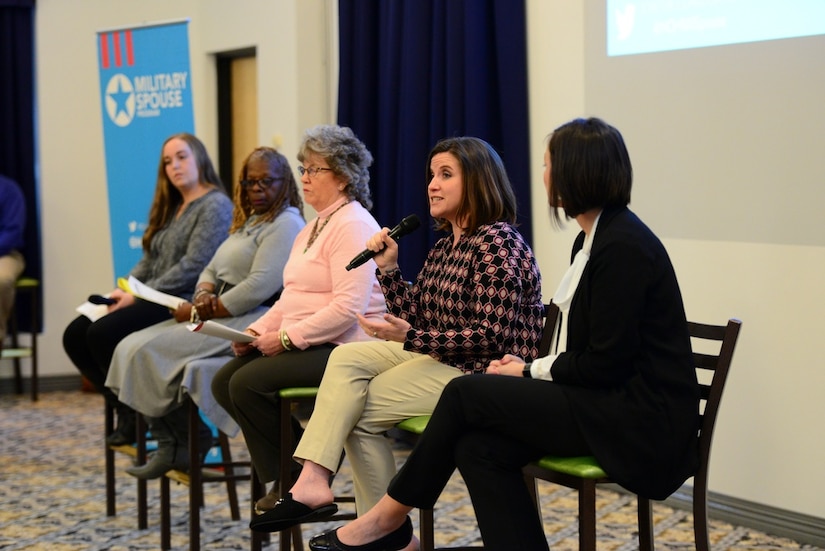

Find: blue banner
<box><xmin>97</xmin><ymin>20</ymin><xmax>194</xmax><ymax>279</ymax></box>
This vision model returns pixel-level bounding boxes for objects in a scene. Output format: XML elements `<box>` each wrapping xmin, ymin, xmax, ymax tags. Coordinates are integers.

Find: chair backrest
<box><xmin>538</xmin><ymin>302</ymin><xmax>561</xmax><ymax>358</ymax></box>
<box><xmin>688</xmin><ymin>318</ymin><xmax>742</xmax><ymax>486</ymax></box>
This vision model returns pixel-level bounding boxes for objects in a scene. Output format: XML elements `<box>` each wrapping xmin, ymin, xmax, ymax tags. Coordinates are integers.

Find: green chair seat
<box><xmin>15</xmin><ymin>277</ymin><xmax>39</xmax><ymax>290</ymax></box>
<box><xmin>395</xmin><ymin>415</ymin><xmax>606</xmax><ymax>478</ymax></box>
<box><xmin>395</xmin><ymin>415</ymin><xmax>430</xmax><ymax>435</ymax></box>
<box><xmin>278</xmin><ymin>387</ymin><xmax>319</xmax><ymax>400</ymax></box>
<box><xmin>533</xmin><ymin>455</ymin><xmax>607</xmax><ymax>479</ymax></box>
<box><xmin>0</xmin><ymin>348</ymin><xmax>32</xmax><ymax>359</ymax></box>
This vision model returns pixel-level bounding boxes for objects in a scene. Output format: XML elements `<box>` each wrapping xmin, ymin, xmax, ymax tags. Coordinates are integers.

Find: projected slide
<box><xmin>608</xmin><ymin>0</ymin><xmax>825</xmax><ymax>56</ymax></box>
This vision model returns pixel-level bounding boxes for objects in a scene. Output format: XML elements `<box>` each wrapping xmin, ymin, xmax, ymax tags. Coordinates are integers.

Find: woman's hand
<box><xmin>357</xmin><ymin>312</ymin><xmax>410</xmax><ymax>343</ymax></box>
<box><xmin>107</xmin><ymin>288</ymin><xmax>135</xmax><ymax>312</ymax></box>
<box><xmin>231</xmin><ymin>329</ymin><xmax>259</xmax><ymax>357</ymax></box>
<box><xmin>486</xmin><ymin>354</ymin><xmax>525</xmax><ymax>377</ymax></box>
<box><xmin>366</xmin><ymin>228</ymin><xmax>400</xmax><ymax>273</ymax></box>
<box><xmin>194</xmin><ymin>292</ymin><xmax>218</xmax><ymax>320</ymax></box>
<box><xmin>251</xmin><ymin>330</ymin><xmax>286</xmax><ymax>357</ymax></box>
<box><xmin>173</xmin><ymin>302</ymin><xmax>193</xmax><ymax>322</ymax></box>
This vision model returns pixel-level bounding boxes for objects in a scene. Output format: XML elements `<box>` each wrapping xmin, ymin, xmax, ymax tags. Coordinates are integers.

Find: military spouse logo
<box><xmin>104</xmin><ymin>72</ymin><xmax>189</xmax><ymax>127</ymax></box>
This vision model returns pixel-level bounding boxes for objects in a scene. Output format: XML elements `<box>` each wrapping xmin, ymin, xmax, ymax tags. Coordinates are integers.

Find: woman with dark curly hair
<box><xmin>211</xmin><ymin>125</ymin><xmax>387</xmax><ymax>504</ymax></box>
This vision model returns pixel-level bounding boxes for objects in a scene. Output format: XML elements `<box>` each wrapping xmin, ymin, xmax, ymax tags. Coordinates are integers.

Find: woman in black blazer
<box><xmin>306</xmin><ymin>118</ymin><xmax>700</xmax><ymax>551</ymax></box>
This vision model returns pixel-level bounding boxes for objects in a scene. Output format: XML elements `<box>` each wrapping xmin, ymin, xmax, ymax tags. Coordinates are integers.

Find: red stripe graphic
<box><xmin>113</xmin><ymin>32</ymin><xmax>122</xmax><ymax>67</ymax></box>
<box><xmin>100</xmin><ymin>33</ymin><xmax>110</xmax><ymax>69</ymax></box>
<box><xmin>125</xmin><ymin>30</ymin><xmax>134</xmax><ymax>66</ymax></box>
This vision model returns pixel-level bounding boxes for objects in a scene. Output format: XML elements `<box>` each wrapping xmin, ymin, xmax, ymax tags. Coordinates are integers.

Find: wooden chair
<box><xmin>396</xmin><ymin>302</ymin><xmax>561</xmax><ymax>551</ymax></box>
<box><xmin>256</xmin><ymin>387</ymin><xmax>357</xmax><ymax>551</ymax></box>
<box><xmin>1</xmin><ymin>277</ymin><xmax>39</xmax><ymax>401</ymax></box>
<box><xmin>522</xmin><ymin>317</ymin><xmax>742</xmax><ymax>551</ymax></box>
<box><xmin>104</xmin><ymin>398</ymin><xmax>248</xmax><ymax>551</ymax></box>
<box><xmin>105</xmin><ymin>404</ymin><xmax>149</xmax><ymax>527</ymax></box>
<box><xmin>101</xmin><ymin>354</ymin><xmax>252</xmax><ymax>550</ymax></box>
<box><xmin>159</xmin><ymin>397</ymin><xmax>249</xmax><ymax>551</ymax></box>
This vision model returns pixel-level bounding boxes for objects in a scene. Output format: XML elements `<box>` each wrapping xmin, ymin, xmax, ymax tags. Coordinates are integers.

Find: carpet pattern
<box><xmin>0</xmin><ymin>390</ymin><xmax>820</xmax><ymax>550</ymax></box>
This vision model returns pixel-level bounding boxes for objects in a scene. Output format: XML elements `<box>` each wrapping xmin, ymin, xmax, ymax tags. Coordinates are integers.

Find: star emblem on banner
<box><xmin>105</xmin><ymin>74</ymin><xmax>135</xmax><ymax>127</ymax></box>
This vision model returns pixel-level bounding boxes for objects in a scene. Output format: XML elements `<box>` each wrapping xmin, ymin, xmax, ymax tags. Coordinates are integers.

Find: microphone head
<box><xmin>386</xmin><ymin>214</ymin><xmax>422</xmax><ymax>240</ymax></box>
<box><xmin>398</xmin><ymin>214</ymin><xmax>421</xmax><ymax>233</ymax></box>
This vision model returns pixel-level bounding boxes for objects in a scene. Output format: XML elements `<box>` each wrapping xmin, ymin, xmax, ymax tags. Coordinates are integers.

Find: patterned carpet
<box><xmin>0</xmin><ymin>390</ymin><xmax>819</xmax><ymax>550</ymax></box>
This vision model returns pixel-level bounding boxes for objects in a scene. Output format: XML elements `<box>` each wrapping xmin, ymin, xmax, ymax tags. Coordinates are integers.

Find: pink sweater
<box><xmin>248</xmin><ymin>198</ymin><xmax>386</xmax><ymax>349</ymax></box>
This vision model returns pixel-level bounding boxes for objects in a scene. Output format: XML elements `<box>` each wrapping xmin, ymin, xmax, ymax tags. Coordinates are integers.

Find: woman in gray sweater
<box><xmin>63</xmin><ymin>133</ymin><xmax>232</xmax><ymax>446</ymax></box>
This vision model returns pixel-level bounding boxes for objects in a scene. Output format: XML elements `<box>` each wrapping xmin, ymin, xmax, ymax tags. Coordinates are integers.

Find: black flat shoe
<box><xmin>249</xmin><ymin>492</ymin><xmax>338</xmax><ymax>533</ymax></box>
<box><xmin>308</xmin><ymin>515</ymin><xmax>412</xmax><ymax>551</ymax></box>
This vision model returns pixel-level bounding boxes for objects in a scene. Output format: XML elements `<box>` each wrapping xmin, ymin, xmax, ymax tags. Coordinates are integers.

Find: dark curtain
<box><xmin>337</xmin><ymin>0</ymin><xmax>531</xmax><ymax>275</ymax></box>
<box><xmin>0</xmin><ymin>0</ymin><xmax>41</xmax><ymax>332</ymax></box>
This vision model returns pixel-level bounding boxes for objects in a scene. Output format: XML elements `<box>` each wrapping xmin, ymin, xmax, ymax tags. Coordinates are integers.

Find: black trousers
<box><xmin>211</xmin><ymin>344</ymin><xmax>335</xmax><ymax>483</ymax></box>
<box><xmin>387</xmin><ymin>374</ymin><xmax>591</xmax><ymax>551</ymax></box>
<box><xmin>62</xmin><ymin>299</ymin><xmax>172</xmax><ymax>403</ymax></box>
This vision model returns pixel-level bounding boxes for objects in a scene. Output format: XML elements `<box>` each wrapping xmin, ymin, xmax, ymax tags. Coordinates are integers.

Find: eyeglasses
<box><xmin>298</xmin><ymin>166</ymin><xmax>334</xmax><ymax>178</ymax></box>
<box><xmin>240</xmin><ymin>177</ymin><xmax>279</xmax><ymax>189</ymax></box>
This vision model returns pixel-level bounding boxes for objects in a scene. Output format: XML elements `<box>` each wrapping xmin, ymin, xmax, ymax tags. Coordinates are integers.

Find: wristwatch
<box><xmin>522</xmin><ymin>362</ymin><xmax>532</xmax><ymax>378</ymax></box>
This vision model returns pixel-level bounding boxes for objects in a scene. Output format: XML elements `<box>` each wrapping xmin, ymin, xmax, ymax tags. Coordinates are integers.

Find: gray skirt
<box><xmin>105</xmin><ymin>306</ymin><xmax>268</xmax><ymax>434</ymax></box>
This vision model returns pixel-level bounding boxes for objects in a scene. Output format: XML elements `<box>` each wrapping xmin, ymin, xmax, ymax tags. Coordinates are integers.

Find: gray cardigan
<box><xmin>129</xmin><ymin>189</ymin><xmax>233</xmax><ymax>298</ymax></box>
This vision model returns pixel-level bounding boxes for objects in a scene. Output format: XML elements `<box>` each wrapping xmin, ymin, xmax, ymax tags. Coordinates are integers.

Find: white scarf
<box><xmin>552</xmin><ymin>211</ymin><xmax>602</xmax><ymax>314</ymax></box>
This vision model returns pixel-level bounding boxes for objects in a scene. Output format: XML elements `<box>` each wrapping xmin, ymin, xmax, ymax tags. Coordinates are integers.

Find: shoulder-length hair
<box><xmin>547</xmin><ymin>117</ymin><xmax>632</xmax><ymax>224</ymax></box>
<box><xmin>297</xmin><ymin>125</ymin><xmax>374</xmax><ymax>210</ymax></box>
<box><xmin>230</xmin><ymin>147</ymin><xmax>304</xmax><ymax>233</ymax></box>
<box><xmin>143</xmin><ymin>133</ymin><xmax>226</xmax><ymax>250</ymax></box>
<box><xmin>427</xmin><ymin>136</ymin><xmax>517</xmax><ymax>235</ymax></box>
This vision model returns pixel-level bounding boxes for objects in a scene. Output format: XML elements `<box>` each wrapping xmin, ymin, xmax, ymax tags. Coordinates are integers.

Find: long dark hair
<box><xmin>143</xmin><ymin>133</ymin><xmax>226</xmax><ymax>250</ymax></box>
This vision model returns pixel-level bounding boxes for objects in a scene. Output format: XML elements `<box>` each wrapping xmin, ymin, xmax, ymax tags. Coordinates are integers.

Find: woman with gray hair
<box><xmin>211</xmin><ymin>125</ymin><xmax>387</xmax><ymax>513</ymax></box>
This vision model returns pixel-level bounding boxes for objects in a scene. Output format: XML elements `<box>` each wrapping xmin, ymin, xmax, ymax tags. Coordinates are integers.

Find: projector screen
<box><xmin>586</xmin><ymin>2</ymin><xmax>825</xmax><ymax>247</ymax></box>
<box><xmin>607</xmin><ymin>0</ymin><xmax>825</xmax><ymax>56</ymax></box>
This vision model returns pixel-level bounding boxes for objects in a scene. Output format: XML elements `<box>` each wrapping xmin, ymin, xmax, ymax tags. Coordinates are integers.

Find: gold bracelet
<box><xmin>279</xmin><ymin>329</ymin><xmax>293</xmax><ymax>351</ymax></box>
<box><xmin>190</xmin><ymin>304</ymin><xmax>201</xmax><ymax>324</ymax></box>
<box><xmin>193</xmin><ymin>287</ymin><xmax>211</xmax><ymax>298</ymax></box>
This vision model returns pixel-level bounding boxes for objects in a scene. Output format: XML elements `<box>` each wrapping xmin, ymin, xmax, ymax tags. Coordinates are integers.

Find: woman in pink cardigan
<box><xmin>211</xmin><ymin>125</ymin><xmax>386</xmax><ymax>512</ymax></box>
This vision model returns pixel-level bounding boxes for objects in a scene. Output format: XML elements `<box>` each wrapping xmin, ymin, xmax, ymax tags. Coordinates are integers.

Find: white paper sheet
<box><xmin>75</xmin><ymin>301</ymin><xmax>110</xmax><ymax>322</ymax></box>
<box><xmin>123</xmin><ymin>276</ymin><xmax>186</xmax><ymax>310</ymax></box>
<box><xmin>188</xmin><ymin>320</ymin><xmax>256</xmax><ymax>343</ymax></box>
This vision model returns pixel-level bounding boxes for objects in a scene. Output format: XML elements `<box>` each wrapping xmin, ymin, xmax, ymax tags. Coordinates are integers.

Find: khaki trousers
<box><xmin>293</xmin><ymin>340</ymin><xmax>462</xmax><ymax>514</ymax></box>
<box><xmin>0</xmin><ymin>251</ymin><xmax>25</xmax><ymax>341</ymax></box>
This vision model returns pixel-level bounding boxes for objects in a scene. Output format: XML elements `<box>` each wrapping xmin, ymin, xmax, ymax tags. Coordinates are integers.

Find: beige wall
<box><xmin>529</xmin><ymin>3</ymin><xmax>825</xmax><ymax>521</ymax></box>
<box><xmin>28</xmin><ymin>0</ymin><xmax>824</xmax><ymax>522</ymax></box>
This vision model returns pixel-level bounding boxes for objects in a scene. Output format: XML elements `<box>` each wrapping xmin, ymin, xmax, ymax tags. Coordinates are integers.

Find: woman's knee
<box><xmin>63</xmin><ymin>316</ymin><xmax>89</xmax><ymax>347</ymax></box>
<box><xmin>212</xmin><ymin>357</ymin><xmax>253</xmax><ymax>404</ymax></box>
<box><xmin>211</xmin><ymin>361</ymin><xmax>235</xmax><ymax>408</ymax></box>
<box><xmin>440</xmin><ymin>373</ymin><xmax>481</xmax><ymax>403</ymax></box>
<box><xmin>455</xmin><ymin>429</ymin><xmax>529</xmax><ymax>474</ymax></box>
<box><xmin>84</xmin><ymin>315</ymin><xmax>122</xmax><ymax>349</ymax></box>
<box><xmin>225</xmin><ymin>359</ymin><xmax>265</xmax><ymax>404</ymax></box>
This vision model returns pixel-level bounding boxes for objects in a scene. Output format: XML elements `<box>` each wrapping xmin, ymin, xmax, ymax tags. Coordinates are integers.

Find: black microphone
<box><xmin>88</xmin><ymin>294</ymin><xmax>116</xmax><ymax>306</ymax></box>
<box><xmin>346</xmin><ymin>214</ymin><xmax>422</xmax><ymax>271</ymax></box>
